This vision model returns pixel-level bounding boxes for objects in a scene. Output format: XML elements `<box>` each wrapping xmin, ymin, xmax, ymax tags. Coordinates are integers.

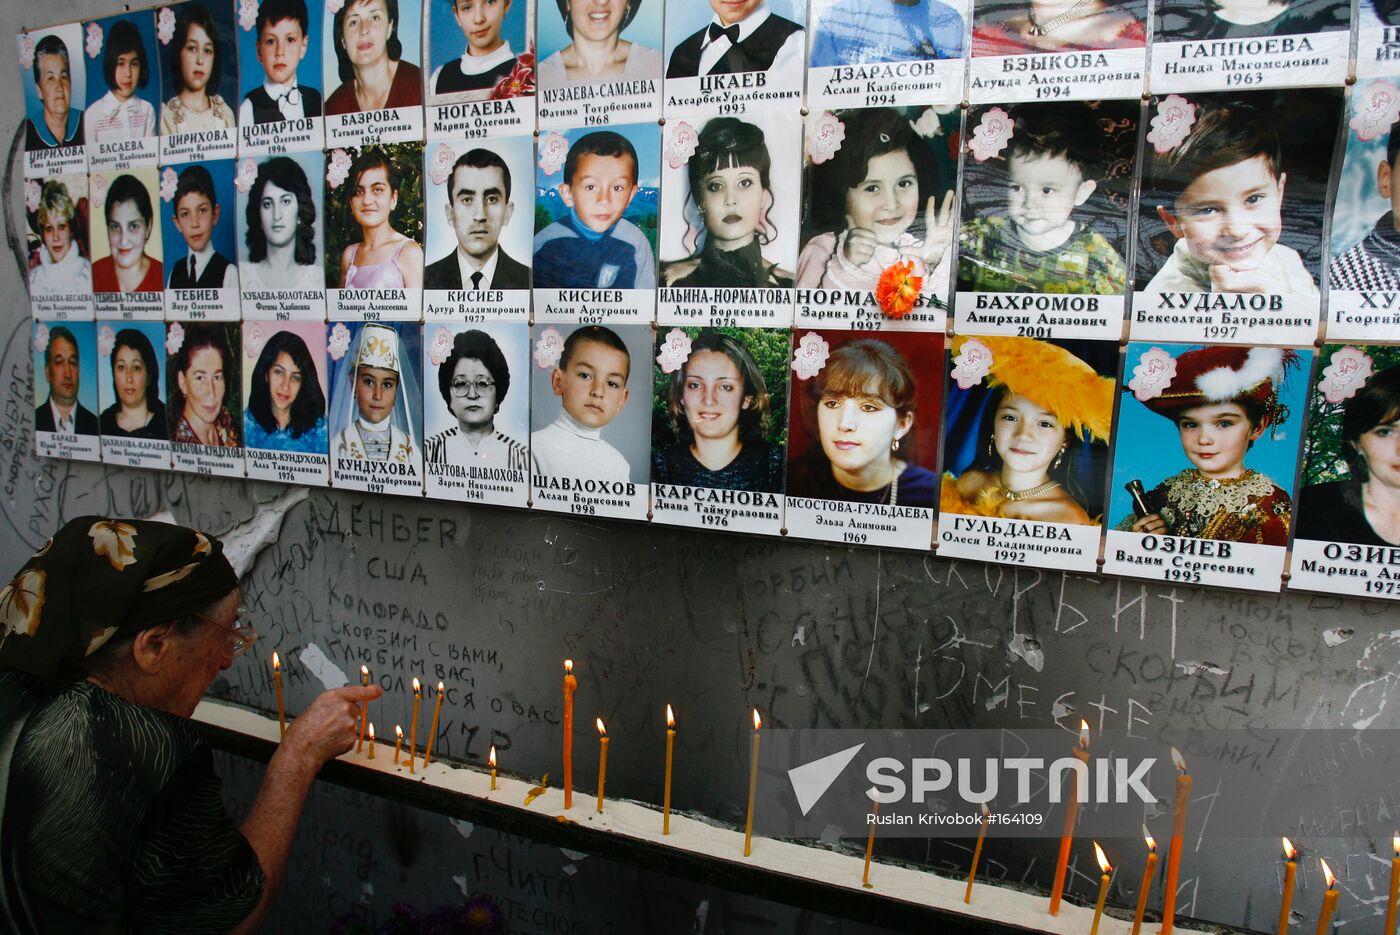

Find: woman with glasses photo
<box><xmin>424</xmin><ymin>329</ymin><xmax>527</xmax><ymax>470</ymax></box>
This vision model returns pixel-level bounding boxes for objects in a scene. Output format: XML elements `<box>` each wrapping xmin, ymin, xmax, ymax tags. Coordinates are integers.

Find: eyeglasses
<box><xmin>197</xmin><ymin>608</ymin><xmax>258</xmax><ymax>658</ymax></box>
<box><xmin>450</xmin><ymin>377</ymin><xmax>496</xmax><ymax>397</ymax></box>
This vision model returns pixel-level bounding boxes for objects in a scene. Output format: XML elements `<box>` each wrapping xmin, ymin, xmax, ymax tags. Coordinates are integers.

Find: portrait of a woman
<box><xmin>973</xmin><ymin>0</ymin><xmax>1145</xmax><ymax>55</ymax></box>
<box><xmin>539</xmin><ymin>0</ymin><xmax>661</xmax><ymax>85</ymax></box>
<box><xmin>160</xmin><ymin>4</ymin><xmax>236</xmax><ymax>133</ymax></box>
<box><xmin>243</xmin><ymin>157</ymin><xmax>322</xmax><ymax>292</ymax></box>
<box><xmin>85</xmin><ymin>19</ymin><xmax>157</xmax><ymax>143</ymax></box>
<box><xmin>100</xmin><ymin>327</ymin><xmax>167</xmax><ymax>439</ymax></box>
<box><xmin>425</xmin><ymin>329</ymin><xmax>527</xmax><ymax>468</ymax></box>
<box><xmin>788</xmin><ymin>338</ymin><xmax>937</xmax><ymax>507</ymax></box>
<box><xmin>245</xmin><ymin>330</ymin><xmax>327</xmax><ymax>452</ymax></box>
<box><xmin>93</xmin><ymin>174</ymin><xmax>162</xmax><ymax>294</ymax></box>
<box><xmin>167</xmin><ymin>323</ymin><xmax>239</xmax><ymax>447</ymax></box>
<box><xmin>941</xmin><ymin>336</ymin><xmax>1114</xmax><ymax>526</ymax></box>
<box><xmin>326</xmin><ymin>0</ymin><xmax>423</xmax><ymax>115</ymax></box>
<box><xmin>337</xmin><ymin>149</ymin><xmax>423</xmax><ymax>289</ymax></box>
<box><xmin>30</xmin><ymin>179</ymin><xmax>92</xmax><ymax>296</ymax></box>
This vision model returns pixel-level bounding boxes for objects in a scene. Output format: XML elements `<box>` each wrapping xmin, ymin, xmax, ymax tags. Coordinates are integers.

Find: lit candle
<box><xmin>357</xmin><ymin>665</ymin><xmax>370</xmax><ymax>752</ymax></box>
<box><xmin>862</xmin><ymin>789</ymin><xmax>879</xmax><ymax>889</ymax></box>
<box><xmin>1131</xmin><ymin>827</ymin><xmax>1158</xmax><ymax>935</ymax></box>
<box><xmin>1049</xmin><ymin>721</ymin><xmax>1091</xmax><ymax>915</ymax></box>
<box><xmin>596</xmin><ymin>718</ymin><xmax>609</xmax><ymax>813</ymax></box>
<box><xmin>744</xmin><ymin>708</ymin><xmax>762</xmax><ymax>857</ymax></box>
<box><xmin>663</xmin><ymin>704</ymin><xmax>676</xmax><ymax>835</ymax></box>
<box><xmin>408</xmin><ymin>678</ymin><xmax>421</xmax><ymax>775</ymax></box>
<box><xmin>1160</xmin><ymin>748</ymin><xmax>1192</xmax><ymax>935</ymax></box>
<box><xmin>1385</xmin><ymin>835</ymin><xmax>1399</xmax><ymax>935</ymax></box>
<box><xmin>367</xmin><ymin>722</ymin><xmax>375</xmax><ymax>760</ymax></box>
<box><xmin>272</xmin><ymin>652</ymin><xmax>285</xmax><ymax>738</ymax></box>
<box><xmin>965</xmin><ymin>803</ymin><xmax>991</xmax><ymax>903</ymax></box>
<box><xmin>1277</xmin><ymin>837</ymin><xmax>1297</xmax><ymax>935</ymax></box>
<box><xmin>424</xmin><ymin>681</ymin><xmax>445</xmax><ymax>767</ymax></box>
<box><xmin>489</xmin><ymin>745</ymin><xmax>497</xmax><ymax>790</ymax></box>
<box><xmin>1089</xmin><ymin>842</ymin><xmax>1113</xmax><ymax>935</ymax></box>
<box><xmin>394</xmin><ymin>725</ymin><xmax>403</xmax><ymax>766</ymax></box>
<box><xmin>1316</xmin><ymin>859</ymin><xmax>1338</xmax><ymax>935</ymax></box>
<box><xmin>563</xmin><ymin>660</ymin><xmax>577</xmax><ymax>810</ymax></box>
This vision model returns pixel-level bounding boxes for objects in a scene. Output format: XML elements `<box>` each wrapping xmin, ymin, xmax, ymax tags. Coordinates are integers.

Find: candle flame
<box><xmin>666</xmin><ymin>704</ymin><xmax>675</xmax><ymax>728</ymax></box>
<box><xmin>437</xmin><ymin>681</ymin><xmax>445</xmax><ymax>694</ymax></box>
<box><xmin>1077</xmin><ymin>720</ymin><xmax>1090</xmax><ymax>749</ymax></box>
<box><xmin>488</xmin><ymin>745</ymin><xmax>497</xmax><ymax>768</ymax></box>
<box><xmin>1282</xmin><ymin>837</ymin><xmax>1296</xmax><ymax>860</ymax></box>
<box><xmin>368</xmin><ymin>722</ymin><xmax>375</xmax><ymax>741</ymax></box>
<box><xmin>412</xmin><ymin>677</ymin><xmax>421</xmax><ymax>697</ymax></box>
<box><xmin>981</xmin><ymin>802</ymin><xmax>990</xmax><ymax>817</ymax></box>
<box><xmin>565</xmin><ymin>659</ymin><xmax>573</xmax><ymax>673</ymax></box>
<box><xmin>1393</xmin><ymin>834</ymin><xmax>1399</xmax><ymax>856</ymax></box>
<box><xmin>272</xmin><ymin>651</ymin><xmax>280</xmax><ymax>671</ymax></box>
<box><xmin>752</xmin><ymin>708</ymin><xmax>762</xmax><ymax>730</ymax></box>
<box><xmin>1143</xmin><ymin>826</ymin><xmax>1156</xmax><ymax>852</ymax></box>
<box><xmin>1094</xmin><ymin>842</ymin><xmax>1111</xmax><ymax>874</ymax></box>
<box><xmin>1320</xmin><ymin>858</ymin><xmax>1336</xmax><ymax>889</ymax></box>
<box><xmin>360</xmin><ymin>664</ymin><xmax>369</xmax><ymax>681</ymax></box>
<box><xmin>1170</xmin><ymin>747</ymin><xmax>1187</xmax><ymax>773</ymax></box>
<box><xmin>395</xmin><ymin>725</ymin><xmax>403</xmax><ymax>739</ymax></box>
<box><xmin>596</xmin><ymin>717</ymin><xmax>606</xmax><ymax>736</ymax></box>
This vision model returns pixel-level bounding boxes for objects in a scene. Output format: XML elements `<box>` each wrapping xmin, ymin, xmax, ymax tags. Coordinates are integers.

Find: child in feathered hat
<box><xmin>942</xmin><ymin>336</ymin><xmax>1115</xmax><ymax>525</ymax></box>
<box><xmin>1118</xmin><ymin>345</ymin><xmax>1297</xmax><ymax>545</ymax></box>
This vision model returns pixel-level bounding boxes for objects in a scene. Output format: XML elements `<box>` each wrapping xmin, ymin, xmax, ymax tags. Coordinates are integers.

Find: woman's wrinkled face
<box><xmin>267</xmin><ymin>351</ymin><xmax>303</xmax><ymax>422</ymax></box>
<box><xmin>344</xmin><ymin>0</ymin><xmax>393</xmax><ymax>68</ymax></box>
<box><xmin>41</xmin><ymin>212</ymin><xmax>73</xmax><ymax>263</ymax></box>
<box><xmin>817</xmin><ymin>382</ymin><xmax>907</xmax><ymax>475</ymax></box>
<box><xmin>107</xmin><ymin>199</ymin><xmax>151</xmax><ymax>271</ymax></box>
<box><xmin>259</xmin><ymin>180</ymin><xmax>298</xmax><ymax>250</ymax></box>
<box><xmin>681</xmin><ymin>350</ymin><xmax>747</xmax><ymax>442</ymax></box>
<box><xmin>449</xmin><ymin>356</ymin><xmax>498</xmax><ymax>430</ymax></box>
<box><xmin>571</xmin><ymin>0</ymin><xmax>629</xmax><ymax>43</ymax></box>
<box><xmin>180</xmin><ymin>23</ymin><xmax>214</xmax><ymax>93</ymax></box>
<box><xmin>993</xmin><ymin>392</ymin><xmax>1065</xmax><ymax>476</ymax></box>
<box><xmin>178</xmin><ymin>346</ymin><xmax>227</xmax><ymax>423</ymax></box>
<box><xmin>113</xmin><ymin>345</ymin><xmax>148</xmax><ymax>409</ymax></box>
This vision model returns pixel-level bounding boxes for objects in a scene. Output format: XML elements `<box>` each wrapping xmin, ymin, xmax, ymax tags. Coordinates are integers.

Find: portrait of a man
<box><xmin>35</xmin><ymin>325</ymin><xmax>98</xmax><ymax>435</ymax></box>
<box><xmin>425</xmin><ymin>147</ymin><xmax>529</xmax><ymax>291</ymax></box>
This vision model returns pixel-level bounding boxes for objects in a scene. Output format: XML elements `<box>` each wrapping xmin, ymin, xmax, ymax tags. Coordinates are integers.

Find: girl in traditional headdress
<box><xmin>332</xmin><ymin>322</ymin><xmax>417</xmax><ymax>463</ymax></box>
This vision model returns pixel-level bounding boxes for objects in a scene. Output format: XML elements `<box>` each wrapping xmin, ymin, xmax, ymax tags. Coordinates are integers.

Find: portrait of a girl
<box><xmin>333</xmin><ymin>146</ymin><xmax>424</xmax><ymax>289</ymax></box>
<box><xmin>160</xmin><ymin>3</ymin><xmax>236</xmax><ymax>133</ymax></box>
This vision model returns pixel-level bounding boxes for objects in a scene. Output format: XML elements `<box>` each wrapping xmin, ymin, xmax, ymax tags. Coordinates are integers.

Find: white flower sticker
<box><xmin>951</xmin><ymin>338</ymin><xmax>994</xmax><ymax>390</ymax></box>
<box><xmin>1319</xmin><ymin>346</ymin><xmax>1375</xmax><ymax>404</ymax></box>
<box><xmin>1352</xmin><ymin>81</ymin><xmax>1400</xmax><ymax>142</ymax></box>
<box><xmin>326</xmin><ymin>0</ymin><xmax>346</xmax><ymax>11</ymax></box>
<box><xmin>25</xmin><ymin>180</ymin><xmax>41</xmax><ymax>214</ymax></box>
<box><xmin>242</xmin><ymin>322</ymin><xmax>266</xmax><ymax>360</ymax></box>
<box><xmin>909</xmin><ymin>107</ymin><xmax>950</xmax><ymax>140</ymax></box>
<box><xmin>85</xmin><ymin>22</ymin><xmax>103</xmax><ymax>59</ymax></box>
<box><xmin>968</xmin><ymin>107</ymin><xmax>1015</xmax><ymax>162</ymax></box>
<box><xmin>98</xmin><ymin>325</ymin><xmax>116</xmax><ymax>358</ymax></box>
<box><xmin>327</xmin><ymin>149</ymin><xmax>352</xmax><ymax>189</ymax></box>
<box><xmin>18</xmin><ymin>34</ymin><xmax>34</xmax><ymax>71</ymax></box>
<box><xmin>1129</xmin><ymin>347</ymin><xmax>1177</xmax><ymax>402</ymax></box>
<box><xmin>160</xmin><ymin>167</ymin><xmax>178</xmax><ymax>203</ymax></box>
<box><xmin>665</xmin><ymin>122</ymin><xmax>699</xmax><ymax>170</ymax></box>
<box><xmin>166</xmin><ymin>322</ymin><xmax>185</xmax><ymax>356</ymax></box>
<box><xmin>791</xmin><ymin>333</ymin><xmax>831</xmax><ymax>381</ymax></box>
<box><xmin>538</xmin><ymin>132</ymin><xmax>568</xmax><ymax>176</ymax></box>
<box><xmin>1147</xmin><ymin>95</ymin><xmax>1197</xmax><ymax>154</ymax></box>
<box><xmin>157</xmin><ymin>7</ymin><xmax>177</xmax><ymax>44</ymax></box>
<box><xmin>534</xmin><ymin>327</ymin><xmax>565</xmax><ymax>369</ymax></box>
<box><xmin>91</xmin><ymin>173</ymin><xmax>108</xmax><ymax>211</ymax></box>
<box><xmin>655</xmin><ymin>328</ymin><xmax>692</xmax><ymax>374</ymax></box>
<box><xmin>235</xmin><ymin>158</ymin><xmax>257</xmax><ymax>193</ymax></box>
<box><xmin>428</xmin><ymin>143</ymin><xmax>456</xmax><ymax>186</ymax></box>
<box><xmin>428</xmin><ymin>327</ymin><xmax>453</xmax><ymax>367</ymax></box>
<box><xmin>328</xmin><ymin>322</ymin><xmax>352</xmax><ymax>361</ymax></box>
<box><xmin>239</xmin><ymin>0</ymin><xmax>259</xmax><ymax>31</ymax></box>
<box><xmin>33</xmin><ymin>322</ymin><xmax>49</xmax><ymax>354</ymax></box>
<box><xmin>805</xmin><ymin>112</ymin><xmax>845</xmax><ymax>165</ymax></box>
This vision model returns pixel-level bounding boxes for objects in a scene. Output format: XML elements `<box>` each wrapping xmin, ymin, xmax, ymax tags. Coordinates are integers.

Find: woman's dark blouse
<box><xmin>1295</xmin><ymin>480</ymin><xmax>1396</xmax><ymax>547</ymax></box>
<box><xmin>652</xmin><ymin>439</ymin><xmax>784</xmax><ymax>492</ymax></box>
<box><xmin>0</xmin><ymin>673</ymin><xmax>264</xmax><ymax>933</ymax></box>
<box><xmin>100</xmin><ymin>400</ymin><xmax>169</xmax><ymax>439</ymax></box>
<box><xmin>670</xmin><ymin>240</ymin><xmax>793</xmax><ymax>288</ymax></box>
<box><xmin>788</xmin><ymin>457</ymin><xmax>938</xmax><ymax>508</ymax></box>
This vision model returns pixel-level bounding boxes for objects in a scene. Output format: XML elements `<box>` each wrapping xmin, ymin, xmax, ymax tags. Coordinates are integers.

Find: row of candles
<box><xmin>271</xmin><ymin>656</ymin><xmax>1400</xmax><ymax>933</ymax></box>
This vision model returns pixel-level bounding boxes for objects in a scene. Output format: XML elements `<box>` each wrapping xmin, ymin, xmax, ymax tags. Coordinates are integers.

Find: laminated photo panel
<box><xmin>532</xmin><ymin>122</ymin><xmax>661</xmax><ymax>323</ymax></box>
<box><xmin>327</xmin><ymin>320</ymin><xmax>426</xmax><ymax>495</ymax></box>
<box><xmin>1102</xmin><ymin>341</ymin><xmax>1312</xmax><ymax>592</ymax></box>
<box><xmin>955</xmin><ymin>99</ymin><xmax>1138</xmax><ymax>341</ymax></box>
<box><xmin>795</xmin><ymin>105</ymin><xmax>960</xmax><ymax>333</ymax></box>
<box><xmin>422</xmin><ymin>321</ymin><xmax>531</xmax><ymax>507</ymax></box>
<box><xmin>324</xmin><ymin>141</ymin><xmax>425</xmax><ymax>321</ymax></box>
<box><xmin>1151</xmin><ymin>0</ymin><xmax>1350</xmax><ymax>92</ymax></box>
<box><xmin>663</xmin><ymin>0</ymin><xmax>806</xmax><ymax>119</ymax></box>
<box><xmin>167</xmin><ymin>321</ymin><xmax>245</xmax><ymax>476</ymax></box>
<box><xmin>422</xmin><ymin>135</ymin><xmax>534</xmax><ymax>322</ymax></box>
<box><xmin>784</xmin><ymin>328</ymin><xmax>943</xmax><ymax>549</ymax></box>
<box><xmin>83</xmin><ymin>10</ymin><xmax>162</xmax><ymax>171</ymax></box>
<box><xmin>657</xmin><ymin>112</ymin><xmax>801</xmax><ymax>329</ymax></box>
<box><xmin>1290</xmin><ymin>344</ymin><xmax>1400</xmax><ymax>599</ymax></box>
<box><xmin>968</xmin><ymin>0</ymin><xmax>1145</xmax><ymax>103</ymax></box>
<box><xmin>1326</xmin><ymin>80</ymin><xmax>1400</xmax><ymax>342</ymax></box>
<box><xmin>235</xmin><ymin>0</ymin><xmax>326</xmax><ymax>155</ymax></box>
<box><xmin>1132</xmin><ymin>88</ymin><xmax>1344</xmax><ymax>347</ymax></box>
<box><xmin>157</xmin><ymin>1</ymin><xmax>240</xmax><ymax>162</ymax></box>
<box><xmin>20</xmin><ymin>23</ymin><xmax>89</xmax><ymax>178</ymax></box>
<box><xmin>237</xmin><ymin>150</ymin><xmax>328</xmax><ymax>320</ymax></box>
<box><xmin>25</xmin><ymin>175</ymin><xmax>95</xmax><ymax>320</ymax></box>
<box><xmin>938</xmin><ymin>335</ymin><xmax>1117</xmax><ymax>572</ymax></box>
<box><xmin>1358</xmin><ymin>0</ymin><xmax>1400</xmax><ymax>78</ymax></box>
<box><xmin>90</xmin><ymin>166</ymin><xmax>165</xmax><ymax>321</ymax></box>
<box><xmin>96</xmin><ymin>319</ymin><xmax>173</xmax><ymax>468</ymax></box>
<box><xmin>160</xmin><ymin>158</ymin><xmax>241</xmax><ymax>321</ymax></box>
<box><xmin>32</xmin><ymin>320</ymin><xmax>102</xmax><ymax>462</ymax></box>
<box><xmin>807</xmin><ymin>0</ymin><xmax>968</xmax><ymax>111</ymax></box>
<box><xmin>650</xmin><ymin>326</ymin><xmax>790</xmax><ymax>535</ymax></box>
<box><xmin>240</xmin><ymin>319</ymin><xmax>330</xmax><ymax>485</ymax></box>
<box><xmin>424</xmin><ymin>0</ymin><xmax>535</xmax><ymax>139</ymax></box>
<box><xmin>536</xmin><ymin>0</ymin><xmax>663</xmax><ymax>127</ymax></box>
<box><xmin>528</xmin><ymin>322</ymin><xmax>652</xmax><ymax>520</ymax></box>
<box><xmin>322</xmin><ymin>0</ymin><xmax>425</xmax><ymax>147</ymax></box>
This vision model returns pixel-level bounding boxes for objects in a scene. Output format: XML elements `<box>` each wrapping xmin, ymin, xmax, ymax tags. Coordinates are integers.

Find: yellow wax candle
<box><xmin>1049</xmin><ymin>721</ymin><xmax>1091</xmax><ymax>916</ymax></box>
<box><xmin>965</xmin><ymin>803</ymin><xmax>990</xmax><ymax>904</ymax></box>
<box><xmin>596</xmin><ymin>719</ymin><xmax>608</xmax><ymax>813</ymax></box>
<box><xmin>1131</xmin><ymin>828</ymin><xmax>1158</xmax><ymax>935</ymax></box>
<box><xmin>563</xmin><ymin>660</ymin><xmax>577</xmax><ymax>810</ymax></box>
<box><xmin>1090</xmin><ymin>843</ymin><xmax>1113</xmax><ymax>935</ymax></box>
<box><xmin>489</xmin><ymin>744</ymin><xmax>497</xmax><ymax>790</ymax></box>
<box><xmin>357</xmin><ymin>665</ymin><xmax>370</xmax><ymax>752</ymax></box>
<box><xmin>1385</xmin><ymin>835</ymin><xmax>1399</xmax><ymax>935</ymax></box>
<box><xmin>663</xmin><ymin>704</ymin><xmax>675</xmax><ymax>835</ymax></box>
<box><xmin>367</xmin><ymin>723</ymin><xmax>375</xmax><ymax>760</ymax></box>
<box><xmin>408</xmin><ymin>678</ymin><xmax>421</xmax><ymax>775</ymax></box>
<box><xmin>863</xmin><ymin>794</ymin><xmax>878</xmax><ymax>889</ymax></box>
<box><xmin>744</xmin><ymin>708</ymin><xmax>761</xmax><ymax>857</ymax></box>
<box><xmin>424</xmin><ymin>681</ymin><xmax>444</xmax><ymax>766</ymax></box>
<box><xmin>1160</xmin><ymin>748</ymin><xmax>1192</xmax><ymax>935</ymax></box>
<box><xmin>1316</xmin><ymin>859</ymin><xmax>1338</xmax><ymax>935</ymax></box>
<box><xmin>272</xmin><ymin>652</ymin><xmax>285</xmax><ymax>738</ymax></box>
<box><xmin>1277</xmin><ymin>837</ymin><xmax>1297</xmax><ymax>935</ymax></box>
<box><xmin>394</xmin><ymin>725</ymin><xmax>402</xmax><ymax>766</ymax></box>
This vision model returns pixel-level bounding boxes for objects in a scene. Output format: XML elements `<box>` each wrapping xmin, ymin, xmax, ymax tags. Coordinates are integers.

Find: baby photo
<box><xmin>798</xmin><ymin>106</ymin><xmax>959</xmax><ymax>301</ymax></box>
<box><xmin>90</xmin><ymin>168</ymin><xmax>164</xmax><ymax>297</ymax></box>
<box><xmin>32</xmin><ymin>321</ymin><xmax>100</xmax><ymax>439</ymax></box>
<box><xmin>809</xmin><ymin>0</ymin><xmax>965</xmax><ymax>67</ymax></box>
<box><xmin>158</xmin><ymin>2</ymin><xmax>239</xmax><ymax>137</ymax></box>
<box><xmin>659</xmin><ymin>115</ymin><xmax>800</xmax><ymax>289</ymax></box>
<box><xmin>958</xmin><ymin>100</ymin><xmax>1137</xmax><ymax>298</ymax></box>
<box><xmin>424</xmin><ymin>137</ymin><xmax>533</xmax><ymax>294</ymax></box>
<box><xmin>971</xmin><ymin>0</ymin><xmax>1144</xmax><ymax>55</ymax></box>
<box><xmin>665</xmin><ymin>0</ymin><xmax>805</xmax><ymax>79</ymax></box>
<box><xmin>83</xmin><ymin>11</ymin><xmax>161</xmax><ymax>158</ymax></box>
<box><xmin>1156</xmin><ymin>0</ymin><xmax>1350</xmax><ymax>41</ymax></box>
<box><xmin>97</xmin><ymin>320</ymin><xmax>171</xmax><ymax>451</ymax></box>
<box><xmin>426</xmin><ymin>0</ymin><xmax>534</xmax><ymax>103</ymax></box>
<box><xmin>1329</xmin><ymin>80</ymin><xmax>1400</xmax><ymax>296</ymax></box>
<box><xmin>323</xmin><ymin>0</ymin><xmax>423</xmax><ymax>117</ymax></box>
<box><xmin>1136</xmin><ymin>89</ymin><xmax>1344</xmax><ymax>297</ymax></box>
<box><xmin>537</xmin><ymin>0</ymin><xmax>662</xmax><ymax>90</ymax></box>
<box><xmin>165</xmin><ymin>321</ymin><xmax>242</xmax><ymax>450</ymax></box>
<box><xmin>533</xmin><ymin>125</ymin><xmax>660</xmax><ymax>290</ymax></box>
<box><xmin>160</xmin><ymin>161</ymin><xmax>239</xmax><ymax>296</ymax></box>
<box><xmin>26</xmin><ymin>176</ymin><xmax>93</xmax><ymax>307</ymax></box>
<box><xmin>241</xmin><ymin>320</ymin><xmax>329</xmax><ymax>455</ymax></box>
<box><xmin>237</xmin><ymin>151</ymin><xmax>326</xmax><ymax>296</ymax></box>
<box><xmin>324</xmin><ymin>143</ymin><xmax>424</xmax><ymax>292</ymax></box>
<box><xmin>328</xmin><ymin>320</ymin><xmax>424</xmax><ymax>469</ymax></box>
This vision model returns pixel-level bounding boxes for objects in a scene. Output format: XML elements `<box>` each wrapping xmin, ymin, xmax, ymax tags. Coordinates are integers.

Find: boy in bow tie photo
<box><xmin>665</xmin><ymin>0</ymin><xmax>805</xmax><ymax>78</ymax></box>
<box><xmin>240</xmin><ymin>0</ymin><xmax>323</xmax><ymax>125</ymax></box>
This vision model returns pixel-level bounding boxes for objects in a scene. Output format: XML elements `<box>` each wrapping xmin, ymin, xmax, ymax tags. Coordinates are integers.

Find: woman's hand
<box><xmin>1130</xmin><ymin>512</ymin><xmax>1167</xmax><ymax>535</ymax></box>
<box><xmin>900</xmin><ymin>191</ymin><xmax>956</xmax><ymax>271</ymax></box>
<box><xmin>278</xmin><ymin>683</ymin><xmax>383</xmax><ymax>773</ymax></box>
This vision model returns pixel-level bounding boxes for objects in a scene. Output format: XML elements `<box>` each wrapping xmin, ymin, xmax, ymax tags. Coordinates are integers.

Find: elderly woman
<box><xmin>167</xmin><ymin>323</ymin><xmax>241</xmax><ymax>447</ymax></box>
<box><xmin>0</xmin><ymin>516</ymin><xmax>380</xmax><ymax>932</ymax></box>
